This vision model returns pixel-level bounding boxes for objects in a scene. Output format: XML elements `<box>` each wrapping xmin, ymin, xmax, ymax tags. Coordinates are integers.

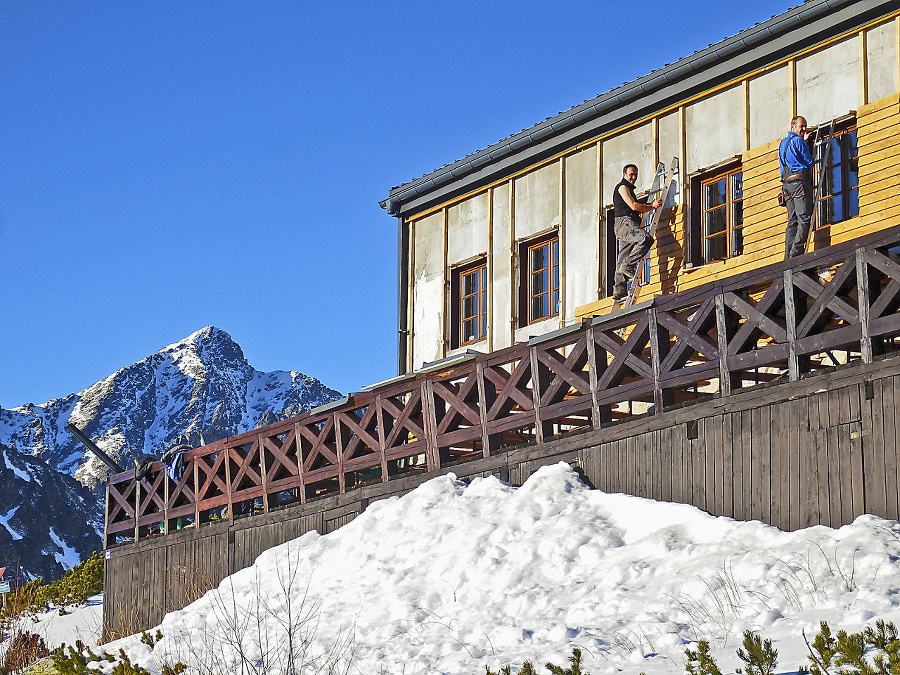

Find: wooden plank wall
<box><xmin>104</xmin><ymin>359</ymin><xmax>900</xmax><ymax>636</ymax></box>
<box><xmin>579</xmin><ymin>374</ymin><xmax>900</xmax><ymax>530</ymax></box>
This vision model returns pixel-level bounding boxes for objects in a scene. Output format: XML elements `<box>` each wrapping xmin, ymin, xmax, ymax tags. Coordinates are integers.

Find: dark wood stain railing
<box><xmin>105</xmin><ymin>225</ymin><xmax>900</xmax><ymax>544</ymax></box>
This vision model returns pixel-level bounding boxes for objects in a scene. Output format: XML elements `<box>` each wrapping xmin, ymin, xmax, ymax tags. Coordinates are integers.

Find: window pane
<box><xmin>532</xmin><ymin>269</ymin><xmax>548</xmax><ymax>296</ymax></box>
<box><xmin>732</xmin><ymin>200</ymin><xmax>743</xmax><ymax>230</ymax></box>
<box><xmin>705</xmin><ymin>178</ymin><xmax>727</xmax><ymax>208</ymax></box>
<box><xmin>531</xmin><ymin>244</ymin><xmax>548</xmax><ymax>272</ymax></box>
<box><xmin>552</xmin><ymin>262</ymin><xmax>559</xmax><ymax>293</ymax></box>
<box><xmin>462</xmin><ymin>318</ymin><xmax>476</xmax><ymax>343</ymax></box>
<box><xmin>705</xmin><ymin>206</ymin><xmax>726</xmax><ymax>237</ymax></box>
<box><xmin>732</xmin><ymin>226</ymin><xmax>743</xmax><ymax>257</ymax></box>
<box><xmin>731</xmin><ymin>173</ymin><xmax>743</xmax><ymax>200</ymax></box>
<box><xmin>552</xmin><ymin>289</ymin><xmax>560</xmax><ymax>315</ymax></box>
<box><xmin>532</xmin><ymin>294</ymin><xmax>548</xmax><ymax>321</ymax></box>
<box><xmin>463</xmin><ymin>295</ymin><xmax>476</xmax><ymax>320</ymax></box>
<box><xmin>481</xmin><ymin>309</ymin><xmax>487</xmax><ymax>338</ymax></box>
<box><xmin>463</xmin><ymin>271</ymin><xmax>477</xmax><ymax>296</ymax></box>
<box><xmin>552</xmin><ymin>238</ymin><xmax>559</xmax><ymax>264</ymax></box>
<box><xmin>481</xmin><ymin>269</ymin><xmax>487</xmax><ymax>290</ymax></box>
<box><xmin>849</xmin><ymin>188</ymin><xmax>859</xmax><ymax>219</ymax></box>
<box><xmin>705</xmin><ymin>233</ymin><xmax>727</xmax><ymax>262</ymax></box>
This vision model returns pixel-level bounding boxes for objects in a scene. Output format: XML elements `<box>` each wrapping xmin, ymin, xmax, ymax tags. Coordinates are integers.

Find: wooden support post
<box><xmin>163</xmin><ymin>464</ymin><xmax>170</xmax><ymax>535</ymax></box>
<box><xmin>375</xmin><ymin>397</ymin><xmax>390</xmax><ymax>482</ymax></box>
<box><xmin>225</xmin><ymin>443</ymin><xmax>234</xmax><ymax>518</ymax></box>
<box><xmin>334</xmin><ymin>414</ymin><xmax>346</xmax><ymax>494</ymax></box>
<box><xmin>715</xmin><ymin>293</ymin><xmax>734</xmax><ymax>396</ymax></box>
<box><xmin>257</xmin><ymin>434</ymin><xmax>269</xmax><ymax>514</ymax></box>
<box><xmin>133</xmin><ymin>477</ymin><xmax>141</xmax><ymax>541</ymax></box>
<box><xmin>856</xmin><ymin>247</ymin><xmax>873</xmax><ymax>364</ymax></box>
<box><xmin>784</xmin><ymin>269</ymin><xmax>801</xmax><ymax>381</ymax></box>
<box><xmin>476</xmin><ymin>361</ymin><xmax>500</xmax><ymax>457</ymax></box>
<box><xmin>585</xmin><ymin>325</ymin><xmax>604</xmax><ymax>430</ymax></box>
<box><xmin>859</xmin><ymin>29</ymin><xmax>868</xmax><ymax>106</ymax></box>
<box><xmin>530</xmin><ymin>346</ymin><xmax>553</xmax><ymax>444</ymax></box>
<box><xmin>648</xmin><ymin>307</ymin><xmax>668</xmax><ymax>413</ymax></box>
<box><xmin>294</xmin><ymin>422</ymin><xmax>307</xmax><ymax>502</ymax></box>
<box><xmin>103</xmin><ymin>484</ymin><xmax>110</xmax><ymax>549</ymax></box>
<box><xmin>421</xmin><ymin>380</ymin><xmax>440</xmax><ymax>471</ymax></box>
<box><xmin>193</xmin><ymin>459</ymin><xmax>200</xmax><ymax>528</ymax></box>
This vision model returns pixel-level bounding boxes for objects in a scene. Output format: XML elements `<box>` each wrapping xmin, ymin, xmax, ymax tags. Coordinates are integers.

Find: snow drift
<box><xmin>109</xmin><ymin>462</ymin><xmax>900</xmax><ymax>675</ymax></box>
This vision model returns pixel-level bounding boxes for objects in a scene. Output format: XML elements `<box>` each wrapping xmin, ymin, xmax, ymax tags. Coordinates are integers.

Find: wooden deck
<box><xmin>106</xmin><ymin>222</ymin><xmax>900</xmax><ymax>546</ymax></box>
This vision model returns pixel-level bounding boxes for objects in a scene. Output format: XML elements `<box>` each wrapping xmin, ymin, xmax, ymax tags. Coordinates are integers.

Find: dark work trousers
<box><xmin>614</xmin><ymin>215</ymin><xmax>653</xmax><ymax>284</ymax></box>
<box><xmin>783</xmin><ymin>176</ymin><xmax>813</xmax><ymax>258</ymax></box>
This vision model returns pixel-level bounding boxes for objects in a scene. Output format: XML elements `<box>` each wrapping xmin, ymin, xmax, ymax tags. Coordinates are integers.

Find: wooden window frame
<box><xmin>450</xmin><ymin>259</ymin><xmax>488</xmax><ymax>348</ymax></box>
<box><xmin>519</xmin><ymin>233</ymin><xmax>560</xmax><ymax>326</ymax></box>
<box><xmin>816</xmin><ymin>118</ymin><xmax>859</xmax><ymax>229</ymax></box>
<box><xmin>689</xmin><ymin>162</ymin><xmax>744</xmax><ymax>266</ymax></box>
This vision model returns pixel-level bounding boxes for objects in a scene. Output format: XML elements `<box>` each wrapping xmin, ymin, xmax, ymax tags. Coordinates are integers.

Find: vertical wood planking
<box><xmin>887</xmin><ymin>376</ymin><xmax>900</xmax><ymax>520</ymax></box>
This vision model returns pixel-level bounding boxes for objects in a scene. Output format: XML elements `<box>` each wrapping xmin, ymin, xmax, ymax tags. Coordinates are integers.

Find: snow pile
<box><xmin>108</xmin><ymin>463</ymin><xmax>900</xmax><ymax>674</ymax></box>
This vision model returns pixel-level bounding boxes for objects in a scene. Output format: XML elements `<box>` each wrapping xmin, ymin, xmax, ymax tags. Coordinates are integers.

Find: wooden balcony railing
<box><xmin>105</xmin><ymin>224</ymin><xmax>900</xmax><ymax>543</ymax></box>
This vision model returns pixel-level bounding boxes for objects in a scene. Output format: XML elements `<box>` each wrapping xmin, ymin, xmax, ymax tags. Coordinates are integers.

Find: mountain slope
<box><xmin>0</xmin><ymin>442</ymin><xmax>102</xmax><ymax>582</ymax></box>
<box><xmin>0</xmin><ymin>326</ymin><xmax>342</xmax><ymax>579</ymax></box>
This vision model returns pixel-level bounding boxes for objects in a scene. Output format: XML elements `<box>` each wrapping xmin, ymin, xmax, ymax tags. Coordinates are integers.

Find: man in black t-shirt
<box><xmin>611</xmin><ymin>164</ymin><xmax>663</xmax><ymax>301</ymax></box>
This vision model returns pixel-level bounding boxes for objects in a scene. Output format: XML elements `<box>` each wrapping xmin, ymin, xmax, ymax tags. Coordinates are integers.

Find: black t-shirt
<box><xmin>612</xmin><ymin>178</ymin><xmax>640</xmax><ymax>220</ymax></box>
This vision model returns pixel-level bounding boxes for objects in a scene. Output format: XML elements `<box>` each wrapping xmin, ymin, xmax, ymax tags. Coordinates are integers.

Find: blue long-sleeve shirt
<box><xmin>779</xmin><ymin>131</ymin><xmax>814</xmax><ymax>175</ymax></box>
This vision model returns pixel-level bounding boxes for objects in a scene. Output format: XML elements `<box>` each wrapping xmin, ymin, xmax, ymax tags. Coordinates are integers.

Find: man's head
<box><xmin>790</xmin><ymin>116</ymin><xmax>808</xmax><ymax>135</ymax></box>
<box><xmin>623</xmin><ymin>164</ymin><xmax>638</xmax><ymax>184</ymax></box>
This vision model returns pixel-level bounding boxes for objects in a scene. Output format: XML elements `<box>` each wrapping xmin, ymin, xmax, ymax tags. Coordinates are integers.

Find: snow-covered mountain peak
<box><xmin>0</xmin><ymin>327</ymin><xmax>342</xmax><ymax>579</ymax></box>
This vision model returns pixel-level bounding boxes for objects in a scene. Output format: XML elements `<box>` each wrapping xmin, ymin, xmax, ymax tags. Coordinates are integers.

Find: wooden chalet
<box><xmin>103</xmin><ymin>0</ymin><xmax>900</xmax><ymax>637</ymax></box>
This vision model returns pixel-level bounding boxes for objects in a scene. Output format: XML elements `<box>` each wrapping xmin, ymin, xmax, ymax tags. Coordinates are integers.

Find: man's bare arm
<box><xmin>618</xmin><ymin>184</ymin><xmax>663</xmax><ymax>213</ymax></box>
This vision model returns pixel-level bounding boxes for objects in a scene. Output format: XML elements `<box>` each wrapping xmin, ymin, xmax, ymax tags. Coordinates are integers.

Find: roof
<box><xmin>381</xmin><ymin>0</ymin><xmax>894</xmax><ymax>217</ymax></box>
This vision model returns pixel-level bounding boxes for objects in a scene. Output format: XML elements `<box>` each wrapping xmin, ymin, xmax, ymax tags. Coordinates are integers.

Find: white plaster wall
<box><xmin>797</xmin><ymin>34</ymin><xmax>861</xmax><ymax>125</ymax></box>
<box><xmin>657</xmin><ymin>112</ymin><xmax>682</xmax><ymax>208</ymax></box>
<box><xmin>750</xmin><ymin>65</ymin><xmax>791</xmax><ymax>148</ymax></box>
<box><xmin>447</xmin><ymin>192</ymin><xmax>489</xmax><ymax>265</ymax></box>
<box><xmin>491</xmin><ymin>184</ymin><xmax>513</xmax><ymax>351</ymax></box>
<box><xmin>602</xmin><ymin>123</ymin><xmax>654</xmax><ymax>204</ymax></box>
<box><xmin>514</xmin><ymin>161</ymin><xmax>560</xmax><ymax>239</ymax></box>
<box><xmin>515</xmin><ymin>316</ymin><xmax>558</xmax><ymax>344</ymax></box>
<box><xmin>867</xmin><ymin>20</ymin><xmax>899</xmax><ymax>103</ymax></box>
<box><xmin>658</xmin><ymin>111</ymin><xmax>680</xmax><ymax>177</ymax></box>
<box><xmin>564</xmin><ymin>145</ymin><xmax>600</xmax><ymax>317</ymax></box>
<box><xmin>685</xmin><ymin>84</ymin><xmax>744</xmax><ymax>173</ymax></box>
<box><xmin>412</xmin><ymin>212</ymin><xmax>444</xmax><ymax>370</ymax></box>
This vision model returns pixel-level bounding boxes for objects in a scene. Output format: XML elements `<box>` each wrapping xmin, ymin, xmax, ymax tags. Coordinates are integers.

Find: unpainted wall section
<box><xmin>447</xmin><ymin>192</ymin><xmax>489</xmax><ymax>265</ymax></box>
<box><xmin>514</xmin><ymin>161</ymin><xmax>560</xmax><ymax>238</ymax></box>
<box><xmin>491</xmin><ymin>184</ymin><xmax>513</xmax><ymax>351</ymax></box>
<box><xmin>796</xmin><ymin>34</ymin><xmax>862</xmax><ymax>124</ymax></box>
<box><xmin>564</xmin><ymin>146</ymin><xmax>600</xmax><ymax>319</ymax></box>
<box><xmin>749</xmin><ymin>65</ymin><xmax>790</xmax><ymax>150</ymax></box>
<box><xmin>867</xmin><ymin>19</ymin><xmax>899</xmax><ymax>102</ymax></box>
<box><xmin>684</xmin><ymin>84</ymin><xmax>744</xmax><ymax>173</ymax></box>
<box><xmin>411</xmin><ymin>212</ymin><xmax>444</xmax><ymax>370</ymax></box>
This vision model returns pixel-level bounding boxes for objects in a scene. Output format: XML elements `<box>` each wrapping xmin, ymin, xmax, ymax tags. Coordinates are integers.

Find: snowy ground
<box><xmin>0</xmin><ymin>594</ymin><xmax>102</xmax><ymax>655</ymax></box>
<box><xmin>35</xmin><ymin>464</ymin><xmax>900</xmax><ymax>673</ymax></box>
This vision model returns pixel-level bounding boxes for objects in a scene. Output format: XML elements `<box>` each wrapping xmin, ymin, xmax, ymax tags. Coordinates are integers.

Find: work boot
<box><xmin>612</xmin><ymin>282</ymin><xmax>628</xmax><ymax>302</ymax></box>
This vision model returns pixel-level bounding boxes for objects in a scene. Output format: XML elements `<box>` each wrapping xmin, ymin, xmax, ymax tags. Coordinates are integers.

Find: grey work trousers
<box><xmin>783</xmin><ymin>176</ymin><xmax>813</xmax><ymax>258</ymax></box>
<box><xmin>614</xmin><ymin>215</ymin><xmax>653</xmax><ymax>284</ymax></box>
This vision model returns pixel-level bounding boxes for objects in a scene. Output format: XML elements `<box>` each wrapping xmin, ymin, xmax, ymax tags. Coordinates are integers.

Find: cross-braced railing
<box><xmin>106</xmin><ymin>225</ymin><xmax>900</xmax><ymax>543</ymax></box>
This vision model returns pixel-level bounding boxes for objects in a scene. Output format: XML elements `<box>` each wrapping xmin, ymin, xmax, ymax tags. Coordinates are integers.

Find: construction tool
<box><xmin>611</xmin><ymin>157</ymin><xmax>679</xmax><ymax>311</ymax></box>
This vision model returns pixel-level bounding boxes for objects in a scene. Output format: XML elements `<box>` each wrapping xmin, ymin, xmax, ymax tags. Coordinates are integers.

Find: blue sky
<box><xmin>1</xmin><ymin>0</ymin><xmax>795</xmax><ymax>407</ymax></box>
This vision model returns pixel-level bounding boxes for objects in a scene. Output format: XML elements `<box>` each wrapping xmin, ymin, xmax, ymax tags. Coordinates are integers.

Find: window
<box><xmin>451</xmin><ymin>260</ymin><xmax>488</xmax><ymax>347</ymax></box>
<box><xmin>689</xmin><ymin>163</ymin><xmax>743</xmax><ymax>265</ymax></box>
<box><xmin>519</xmin><ymin>234</ymin><xmax>560</xmax><ymax>325</ymax></box>
<box><xmin>816</xmin><ymin>120</ymin><xmax>859</xmax><ymax>228</ymax></box>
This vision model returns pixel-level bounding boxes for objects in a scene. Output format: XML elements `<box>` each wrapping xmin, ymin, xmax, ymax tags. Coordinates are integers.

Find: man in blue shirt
<box><xmin>779</xmin><ymin>115</ymin><xmax>816</xmax><ymax>258</ymax></box>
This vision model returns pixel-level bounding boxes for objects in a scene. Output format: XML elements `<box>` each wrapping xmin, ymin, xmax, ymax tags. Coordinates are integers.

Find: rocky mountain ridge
<box><xmin>0</xmin><ymin>326</ymin><xmax>342</xmax><ymax>580</ymax></box>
